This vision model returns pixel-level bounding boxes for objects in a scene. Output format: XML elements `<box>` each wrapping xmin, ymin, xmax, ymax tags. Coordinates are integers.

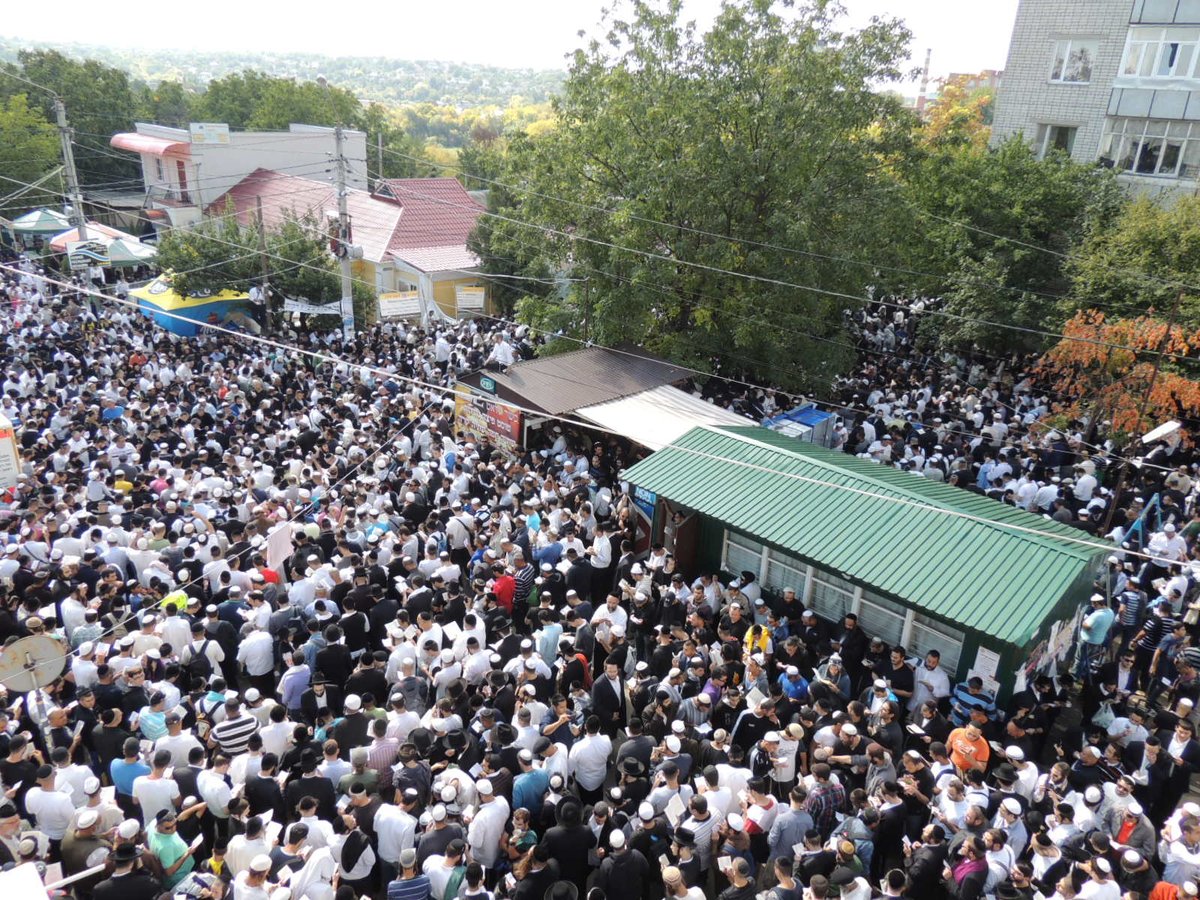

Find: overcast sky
<box><xmin>6</xmin><ymin>0</ymin><xmax>1019</xmax><ymax>91</ymax></box>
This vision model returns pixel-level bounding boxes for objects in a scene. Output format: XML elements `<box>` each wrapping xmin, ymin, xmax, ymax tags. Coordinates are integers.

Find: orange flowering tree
<box><xmin>1037</xmin><ymin>310</ymin><xmax>1200</xmax><ymax>440</ymax></box>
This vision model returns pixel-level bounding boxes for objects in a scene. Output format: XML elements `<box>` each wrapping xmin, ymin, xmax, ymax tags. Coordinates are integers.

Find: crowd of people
<box><xmin>0</xmin><ymin>258</ymin><xmax>1199</xmax><ymax>900</ymax></box>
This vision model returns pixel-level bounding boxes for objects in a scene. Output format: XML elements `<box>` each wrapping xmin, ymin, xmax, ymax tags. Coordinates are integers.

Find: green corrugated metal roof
<box><xmin>622</xmin><ymin>426</ymin><xmax>1102</xmax><ymax>646</ymax></box>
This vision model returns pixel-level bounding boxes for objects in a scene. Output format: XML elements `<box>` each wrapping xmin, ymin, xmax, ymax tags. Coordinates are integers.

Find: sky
<box><xmin>4</xmin><ymin>0</ymin><xmax>1019</xmax><ymax>91</ymax></box>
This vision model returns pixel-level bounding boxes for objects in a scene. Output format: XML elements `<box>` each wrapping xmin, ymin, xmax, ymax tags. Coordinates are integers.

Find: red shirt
<box><xmin>492</xmin><ymin>575</ymin><xmax>515</xmax><ymax>612</ymax></box>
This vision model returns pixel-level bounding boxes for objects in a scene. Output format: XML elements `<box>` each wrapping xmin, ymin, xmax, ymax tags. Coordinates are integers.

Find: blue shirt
<box><xmin>1083</xmin><ymin>606</ymin><xmax>1115</xmax><ymax>646</ymax></box>
<box><xmin>388</xmin><ymin>874</ymin><xmax>432</xmax><ymax>900</ymax></box>
<box><xmin>512</xmin><ymin>768</ymin><xmax>550</xmax><ymax>813</ymax></box>
<box><xmin>110</xmin><ymin>758</ymin><xmax>151</xmax><ymax>796</ymax></box>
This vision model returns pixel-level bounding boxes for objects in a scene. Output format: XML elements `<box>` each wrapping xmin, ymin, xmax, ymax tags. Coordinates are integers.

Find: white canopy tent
<box><xmin>575</xmin><ymin>384</ymin><xmax>755</xmax><ymax>451</ymax></box>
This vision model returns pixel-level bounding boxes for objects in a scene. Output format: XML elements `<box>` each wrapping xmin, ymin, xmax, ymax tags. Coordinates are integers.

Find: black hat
<box><xmin>830</xmin><ymin>867</ymin><xmax>858</xmax><ymax>887</ymax></box>
<box><xmin>545</xmin><ymin>882</ymin><xmax>580</xmax><ymax>900</ymax></box>
<box><xmin>556</xmin><ymin>796</ymin><xmax>583</xmax><ymax>827</ymax></box>
<box><xmin>111</xmin><ymin>843</ymin><xmax>143</xmax><ymax>864</ymax></box>
<box><xmin>672</xmin><ymin>826</ymin><xmax>696</xmax><ymax>848</ymax></box>
<box><xmin>620</xmin><ymin>757</ymin><xmax>645</xmax><ymax>777</ymax></box>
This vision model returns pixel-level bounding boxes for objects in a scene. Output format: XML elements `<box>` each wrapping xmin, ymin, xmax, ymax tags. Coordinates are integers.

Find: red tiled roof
<box><xmin>376</xmin><ymin>178</ymin><xmax>485</xmax><ymax>250</ymax></box>
<box><xmin>207</xmin><ymin>172</ymin><xmax>486</xmax><ymax>267</ymax></box>
<box><xmin>205</xmin><ymin>169</ymin><xmax>403</xmax><ymax>264</ymax></box>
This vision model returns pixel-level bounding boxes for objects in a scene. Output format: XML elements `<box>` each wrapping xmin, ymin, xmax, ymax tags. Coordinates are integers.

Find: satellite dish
<box><xmin>0</xmin><ymin>635</ymin><xmax>68</xmax><ymax>693</ymax></box>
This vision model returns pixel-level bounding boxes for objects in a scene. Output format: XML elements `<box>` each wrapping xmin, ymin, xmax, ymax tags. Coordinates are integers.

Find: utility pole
<box><xmin>55</xmin><ymin>99</ymin><xmax>87</xmax><ymax>241</ymax></box>
<box><xmin>581</xmin><ymin>279</ymin><xmax>591</xmax><ymax>344</ymax></box>
<box><xmin>334</xmin><ymin>125</ymin><xmax>355</xmax><ymax>341</ymax></box>
<box><xmin>256</xmin><ymin>195</ymin><xmax>272</xmax><ymax>336</ymax></box>
<box><xmin>377</xmin><ymin>132</ymin><xmax>384</xmax><ymax>184</ymax></box>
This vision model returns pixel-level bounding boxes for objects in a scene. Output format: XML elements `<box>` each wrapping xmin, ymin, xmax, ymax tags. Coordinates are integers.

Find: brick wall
<box><xmin>991</xmin><ymin>0</ymin><xmax>1136</xmax><ymax>161</ymax></box>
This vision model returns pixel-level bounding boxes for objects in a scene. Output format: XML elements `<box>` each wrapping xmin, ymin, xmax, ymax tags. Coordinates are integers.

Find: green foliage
<box><xmin>903</xmin><ymin>136</ymin><xmax>1124</xmax><ymax>356</ymax></box>
<box><xmin>1065</xmin><ymin>195</ymin><xmax>1200</xmax><ymax>327</ymax></box>
<box><xmin>476</xmin><ymin>0</ymin><xmax>914</xmax><ymax>392</ymax></box>
<box><xmin>0</xmin><ymin>93</ymin><xmax>59</xmax><ymax>216</ymax></box>
<box><xmin>0</xmin><ymin>50</ymin><xmax>141</xmax><ymax>187</ymax></box>
<box><xmin>153</xmin><ymin>204</ymin><xmax>369</xmax><ymax>330</ymax></box>
<box><xmin>0</xmin><ymin>37</ymin><xmax>565</xmax><ymax>109</ymax></box>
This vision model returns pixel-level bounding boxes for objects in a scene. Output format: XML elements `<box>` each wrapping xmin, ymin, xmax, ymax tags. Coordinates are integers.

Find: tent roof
<box><xmin>49</xmin><ymin>224</ymin><xmax>138</xmax><ymax>253</ymax></box>
<box><xmin>106</xmin><ymin>238</ymin><xmax>158</xmax><ymax>265</ymax></box>
<box><xmin>575</xmin><ymin>385</ymin><xmax>755</xmax><ymax>450</ymax></box>
<box><xmin>11</xmin><ymin>208</ymin><xmax>70</xmax><ymax>234</ymax></box>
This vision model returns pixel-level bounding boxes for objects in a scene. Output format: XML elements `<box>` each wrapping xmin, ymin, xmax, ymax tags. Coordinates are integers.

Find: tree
<box><xmin>1037</xmin><ymin>309</ymin><xmax>1200</xmax><ymax>440</ymax></box>
<box><xmin>1064</xmin><ymin>195</ymin><xmax>1200</xmax><ymax>327</ymax></box>
<box><xmin>904</xmin><ymin>136</ymin><xmax>1123</xmax><ymax>356</ymax></box>
<box><xmin>2</xmin><ymin>50</ymin><xmax>142</xmax><ymax>187</ymax></box>
<box><xmin>152</xmin><ymin>206</ymin><xmax>376</xmax><ymax>327</ymax></box>
<box><xmin>139</xmin><ymin>80</ymin><xmax>193</xmax><ymax>128</ymax></box>
<box><xmin>474</xmin><ymin>0</ymin><xmax>917</xmax><ymax>393</ymax></box>
<box><xmin>0</xmin><ymin>94</ymin><xmax>59</xmax><ymax>217</ymax></box>
<box><xmin>922</xmin><ymin>73</ymin><xmax>995</xmax><ymax>149</ymax></box>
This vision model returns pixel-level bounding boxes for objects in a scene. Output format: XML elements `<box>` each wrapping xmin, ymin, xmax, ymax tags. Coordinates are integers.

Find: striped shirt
<box><xmin>210</xmin><ymin>713</ymin><xmax>258</xmax><ymax>756</ymax></box>
<box><xmin>949</xmin><ymin>682</ymin><xmax>997</xmax><ymax>726</ymax></box>
<box><xmin>388</xmin><ymin>873</ymin><xmax>432</xmax><ymax>900</ymax></box>
<box><xmin>681</xmin><ymin>812</ymin><xmax>720</xmax><ymax>871</ymax></box>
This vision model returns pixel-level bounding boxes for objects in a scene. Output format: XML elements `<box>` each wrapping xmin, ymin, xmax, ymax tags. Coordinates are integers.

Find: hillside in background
<box><xmin>0</xmin><ymin>37</ymin><xmax>565</xmax><ymax>109</ymax></box>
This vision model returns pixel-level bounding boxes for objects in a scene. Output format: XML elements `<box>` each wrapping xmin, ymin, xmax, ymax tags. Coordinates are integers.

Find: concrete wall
<box><xmin>991</xmin><ymin>0</ymin><xmax>1136</xmax><ymax>161</ymax></box>
<box><xmin>135</xmin><ymin>123</ymin><xmax>368</xmax><ymax>212</ymax></box>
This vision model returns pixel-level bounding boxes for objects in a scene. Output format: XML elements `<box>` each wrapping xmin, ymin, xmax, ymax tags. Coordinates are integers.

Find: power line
<box><xmin>0</xmin><ymin>261</ymin><xmax>1161</xmax><ymax>570</ymax></box>
<box><xmin>381</xmin><ymin>177</ymin><xmax>1200</xmax><ymax>364</ymax></box>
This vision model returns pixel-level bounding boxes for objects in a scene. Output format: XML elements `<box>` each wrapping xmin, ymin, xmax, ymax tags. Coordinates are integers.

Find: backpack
<box><xmin>184</xmin><ymin>639</ymin><xmax>214</xmax><ymax>682</ymax></box>
<box><xmin>576</xmin><ymin>653</ymin><xmax>593</xmax><ymax>690</ymax></box>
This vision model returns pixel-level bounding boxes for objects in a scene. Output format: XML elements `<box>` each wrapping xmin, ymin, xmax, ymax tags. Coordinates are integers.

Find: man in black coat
<box><xmin>284</xmin><ymin>752</ymin><xmax>337</xmax><ymax>821</ymax></box>
<box><xmin>1158</xmin><ymin>719</ymin><xmax>1200</xmax><ymax>818</ymax></box>
<box><xmin>540</xmin><ymin>797</ymin><xmax>596</xmax><ymax>895</ymax></box>
<box><xmin>1123</xmin><ymin>738</ymin><xmax>1172</xmax><ymax>822</ymax></box>
<box><xmin>332</xmin><ymin>698</ymin><xmax>371</xmax><ymax>759</ymax></box>
<box><xmin>903</xmin><ymin>823</ymin><xmax>949</xmax><ymax>899</ymax></box>
<box><xmin>299</xmin><ymin>680</ymin><xmax>344</xmax><ymax>727</ymax></box>
<box><xmin>591</xmin><ymin>658</ymin><xmax>628</xmax><ymax>737</ymax></box>
<box><xmin>245</xmin><ymin>752</ymin><xmax>287</xmax><ymax>826</ymax></box>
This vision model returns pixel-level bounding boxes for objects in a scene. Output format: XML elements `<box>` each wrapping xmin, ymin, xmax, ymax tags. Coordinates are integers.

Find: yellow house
<box><xmin>207</xmin><ymin>171</ymin><xmax>490</xmax><ymax>323</ymax></box>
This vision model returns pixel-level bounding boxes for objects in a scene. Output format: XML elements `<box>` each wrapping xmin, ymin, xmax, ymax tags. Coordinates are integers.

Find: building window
<box><xmin>808</xmin><ymin>574</ymin><xmax>855</xmax><ymax>621</ymax></box>
<box><xmin>1122</xmin><ymin>27</ymin><xmax>1200</xmax><ymax>79</ymax></box>
<box><xmin>909</xmin><ymin>612</ymin><xmax>965</xmax><ymax>678</ymax></box>
<box><xmin>1035</xmin><ymin>124</ymin><xmax>1077</xmax><ymax>158</ymax></box>
<box><xmin>1099</xmin><ymin>118</ymin><xmax>1200</xmax><ymax>178</ymax></box>
<box><xmin>154</xmin><ymin>158</ymin><xmax>165</xmax><ymax>182</ymax></box>
<box><xmin>860</xmin><ymin>591</ymin><xmax>907</xmax><ymax>647</ymax></box>
<box><xmin>1049</xmin><ymin>38</ymin><xmax>1098</xmax><ymax>83</ymax></box>
<box><xmin>763</xmin><ymin>548</ymin><xmax>805</xmax><ymax>594</ymax></box>
<box><xmin>722</xmin><ymin>531</ymin><xmax>764</xmax><ymax>580</ymax></box>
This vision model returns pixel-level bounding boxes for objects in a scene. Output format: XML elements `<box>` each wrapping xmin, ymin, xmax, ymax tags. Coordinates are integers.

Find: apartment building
<box><xmin>992</xmin><ymin>0</ymin><xmax>1200</xmax><ymax>200</ymax></box>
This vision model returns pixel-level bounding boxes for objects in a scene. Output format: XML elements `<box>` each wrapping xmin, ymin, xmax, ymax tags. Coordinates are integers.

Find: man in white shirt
<box><xmin>24</xmin><ymin>766</ymin><xmax>76</xmax><ymax>844</ymax></box>
<box><xmin>154</xmin><ymin>713</ymin><xmax>204</xmax><ymax>766</ymax></box>
<box><xmin>466</xmin><ymin>781</ymin><xmax>509</xmax><ymax>870</ymax></box>
<box><xmin>568</xmin><ymin>718</ymin><xmax>612</xmax><ymax>803</ymax></box>
<box><xmin>236</xmin><ymin>623</ymin><xmax>275</xmax><ymax>696</ymax></box>
<box><xmin>132</xmin><ymin>749</ymin><xmax>181</xmax><ymax>825</ymax></box>
<box><xmin>908</xmin><ymin>650</ymin><xmax>952</xmax><ymax>714</ymax></box>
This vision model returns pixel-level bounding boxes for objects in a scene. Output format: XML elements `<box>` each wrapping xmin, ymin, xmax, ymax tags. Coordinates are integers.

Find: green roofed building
<box><xmin>621</xmin><ymin>425</ymin><xmax>1104</xmax><ymax>700</ymax></box>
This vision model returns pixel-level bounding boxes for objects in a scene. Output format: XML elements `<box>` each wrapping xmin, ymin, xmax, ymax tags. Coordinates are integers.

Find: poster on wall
<box><xmin>631</xmin><ymin>486</ymin><xmax>657</xmax><ymax>555</ymax></box>
<box><xmin>453</xmin><ymin>385</ymin><xmax>522</xmax><ymax>456</ymax></box>
<box><xmin>0</xmin><ymin>416</ymin><xmax>20</xmax><ymax>490</ymax></box>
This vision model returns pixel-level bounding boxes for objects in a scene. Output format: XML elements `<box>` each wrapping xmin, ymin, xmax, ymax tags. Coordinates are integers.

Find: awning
<box><xmin>49</xmin><ymin>223</ymin><xmax>138</xmax><ymax>253</ymax></box>
<box><xmin>575</xmin><ymin>384</ymin><xmax>756</xmax><ymax>450</ymax></box>
<box><xmin>110</xmin><ymin>133</ymin><xmax>190</xmax><ymax>158</ymax></box>
<box><xmin>10</xmin><ymin>208</ymin><xmax>70</xmax><ymax>234</ymax></box>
